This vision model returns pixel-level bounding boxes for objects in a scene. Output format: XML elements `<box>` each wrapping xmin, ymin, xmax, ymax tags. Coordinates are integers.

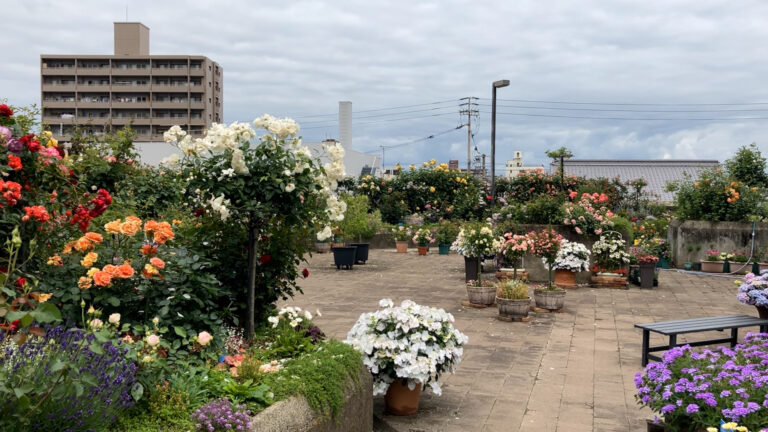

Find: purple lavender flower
<box><xmin>685</xmin><ymin>403</ymin><xmax>699</xmax><ymax>414</ymax></box>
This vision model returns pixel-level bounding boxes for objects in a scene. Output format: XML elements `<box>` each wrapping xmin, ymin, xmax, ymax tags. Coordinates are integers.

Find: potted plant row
<box><xmin>451</xmin><ymin>222</ymin><xmax>499</xmax><ymax>284</ymax></box>
<box><xmin>434</xmin><ymin>221</ymin><xmax>459</xmax><ymax>255</ymax></box>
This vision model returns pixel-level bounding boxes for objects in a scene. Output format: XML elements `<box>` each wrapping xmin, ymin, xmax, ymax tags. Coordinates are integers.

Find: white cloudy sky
<box><xmin>5</xmin><ymin>0</ymin><xmax>768</xmax><ymax>169</ymax></box>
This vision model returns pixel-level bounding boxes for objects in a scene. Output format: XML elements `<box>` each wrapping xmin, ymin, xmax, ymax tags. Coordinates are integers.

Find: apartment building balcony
<box><xmin>188</xmin><ymin>117</ymin><xmax>207</xmax><ymax>126</ymax></box>
<box><xmin>112</xmin><ymin>84</ymin><xmax>150</xmax><ymax>92</ymax></box>
<box><xmin>151</xmin><ymin>101</ymin><xmax>188</xmax><ymax>109</ymax></box>
<box><xmin>41</xmin><ymin>67</ymin><xmax>76</xmax><ymax>76</ymax></box>
<box><xmin>76</xmin><ymin>67</ymin><xmax>111</xmax><ymax>75</ymax></box>
<box><xmin>151</xmin><ymin>67</ymin><xmax>188</xmax><ymax>76</ymax></box>
<box><xmin>188</xmin><ymin>67</ymin><xmax>204</xmax><ymax>76</ymax></box>
<box><xmin>75</xmin><ymin>84</ymin><xmax>111</xmax><ymax>92</ymax></box>
<box><xmin>189</xmin><ymin>102</ymin><xmax>204</xmax><ymax>110</ymax></box>
<box><xmin>152</xmin><ymin>116</ymin><xmax>189</xmax><ymax>126</ymax></box>
<box><xmin>76</xmin><ymin>101</ymin><xmax>110</xmax><ymax>109</ymax></box>
<box><xmin>110</xmin><ymin>67</ymin><xmax>150</xmax><ymax>75</ymax></box>
<box><xmin>76</xmin><ymin>116</ymin><xmax>110</xmax><ymax>125</ymax></box>
<box><xmin>112</xmin><ymin>117</ymin><xmax>152</xmax><ymax>126</ymax></box>
<box><xmin>42</xmin><ymin>83</ymin><xmax>77</xmax><ymax>92</ymax></box>
<box><xmin>42</xmin><ymin>115</ymin><xmax>77</xmax><ymax>125</ymax></box>
<box><xmin>151</xmin><ymin>83</ymin><xmax>189</xmax><ymax>92</ymax></box>
<box><xmin>111</xmin><ymin>101</ymin><xmax>150</xmax><ymax>109</ymax></box>
<box><xmin>41</xmin><ymin>100</ymin><xmax>76</xmax><ymax>109</ymax></box>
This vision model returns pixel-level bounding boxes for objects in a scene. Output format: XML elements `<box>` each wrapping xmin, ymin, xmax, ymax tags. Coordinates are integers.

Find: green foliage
<box><xmin>380</xmin><ymin>191</ymin><xmax>410</xmax><ymax>224</ymax></box>
<box><xmin>70</xmin><ymin>126</ymin><xmax>140</xmax><ymax>193</ymax></box>
<box><xmin>338</xmin><ymin>194</ymin><xmax>381</xmax><ymax>241</ymax></box>
<box><xmin>496</xmin><ymin>279</ymin><xmax>529</xmax><ymax>299</ymax></box>
<box><xmin>260</xmin><ymin>340</ymin><xmax>362</xmax><ymax>419</ymax></box>
<box><xmin>499</xmin><ymin>195</ymin><xmax>566</xmax><ymax>225</ymax></box>
<box><xmin>610</xmin><ymin>216</ymin><xmax>634</xmax><ymax>243</ymax></box>
<box><xmin>108</xmin><ymin>411</ymin><xmax>196</xmax><ymax>432</ymax></box>
<box><xmin>148</xmin><ymin>382</ymin><xmax>190</xmax><ymax>422</ymax></box>
<box><xmin>434</xmin><ymin>220</ymin><xmax>460</xmax><ymax>245</ymax></box>
<box><xmin>724</xmin><ymin>143</ymin><xmax>768</xmax><ymax>189</ymax></box>
<box><xmin>114</xmin><ymin>165</ymin><xmax>186</xmax><ymax>219</ymax></box>
<box><xmin>668</xmin><ymin>167</ymin><xmax>766</xmax><ymax>222</ymax></box>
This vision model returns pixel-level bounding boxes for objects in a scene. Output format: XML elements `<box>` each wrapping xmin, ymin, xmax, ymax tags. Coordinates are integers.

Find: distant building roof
<box><xmin>551</xmin><ymin>159</ymin><xmax>719</xmax><ymax>202</ymax></box>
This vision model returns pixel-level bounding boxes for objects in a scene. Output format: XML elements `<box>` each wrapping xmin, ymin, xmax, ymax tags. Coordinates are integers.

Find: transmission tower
<box><xmin>459</xmin><ymin>97</ymin><xmax>479</xmax><ymax>172</ymax></box>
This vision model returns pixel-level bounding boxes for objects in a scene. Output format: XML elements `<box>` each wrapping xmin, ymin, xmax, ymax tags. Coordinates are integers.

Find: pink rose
<box><xmin>197</xmin><ymin>331</ymin><xmax>212</xmax><ymax>346</ymax></box>
<box><xmin>146</xmin><ymin>334</ymin><xmax>160</xmax><ymax>346</ymax></box>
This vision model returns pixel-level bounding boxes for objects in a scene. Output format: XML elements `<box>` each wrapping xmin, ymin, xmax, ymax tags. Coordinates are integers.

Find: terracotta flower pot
<box><xmin>554</xmin><ymin>269</ymin><xmax>577</xmax><ymax>288</ymax></box>
<box><xmin>700</xmin><ymin>260</ymin><xmax>723</xmax><ymax>273</ymax></box>
<box><xmin>385</xmin><ymin>379</ymin><xmax>421</xmax><ymax>416</ymax></box>
<box><xmin>395</xmin><ymin>241</ymin><xmax>408</xmax><ymax>253</ymax></box>
<box><xmin>417</xmin><ymin>245</ymin><xmax>428</xmax><ymax>256</ymax></box>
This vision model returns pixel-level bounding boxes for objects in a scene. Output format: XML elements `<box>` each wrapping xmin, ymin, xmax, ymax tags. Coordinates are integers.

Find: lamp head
<box><xmin>493</xmin><ymin>79</ymin><xmax>510</xmax><ymax>88</ymax></box>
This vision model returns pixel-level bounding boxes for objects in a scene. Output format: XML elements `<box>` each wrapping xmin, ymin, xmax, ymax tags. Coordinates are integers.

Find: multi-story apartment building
<box><xmin>41</xmin><ymin>22</ymin><xmax>222</xmax><ymax>142</ymax></box>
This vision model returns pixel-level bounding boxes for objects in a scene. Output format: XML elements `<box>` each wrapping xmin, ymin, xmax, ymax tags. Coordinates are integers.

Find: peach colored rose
<box><xmin>116</xmin><ymin>263</ymin><xmax>135</xmax><ymax>278</ymax></box>
<box><xmin>149</xmin><ymin>257</ymin><xmax>165</xmax><ymax>269</ymax></box>
<box><xmin>92</xmin><ymin>271</ymin><xmax>112</xmax><ymax>287</ymax></box>
<box><xmin>146</xmin><ymin>334</ymin><xmax>160</xmax><ymax>346</ymax></box>
<box><xmin>102</xmin><ymin>264</ymin><xmax>119</xmax><ymax>276</ymax></box>
<box><xmin>84</xmin><ymin>232</ymin><xmax>103</xmax><ymax>243</ymax></box>
<box><xmin>104</xmin><ymin>219</ymin><xmax>122</xmax><ymax>234</ymax></box>
<box><xmin>74</xmin><ymin>237</ymin><xmax>93</xmax><ymax>253</ymax></box>
<box><xmin>119</xmin><ymin>221</ymin><xmax>140</xmax><ymax>236</ymax></box>
<box><xmin>197</xmin><ymin>331</ymin><xmax>212</xmax><ymax>346</ymax></box>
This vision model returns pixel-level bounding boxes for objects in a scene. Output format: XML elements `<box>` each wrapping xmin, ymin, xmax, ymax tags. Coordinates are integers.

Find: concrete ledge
<box><xmin>249</xmin><ymin>363</ymin><xmax>372</xmax><ymax>432</ymax></box>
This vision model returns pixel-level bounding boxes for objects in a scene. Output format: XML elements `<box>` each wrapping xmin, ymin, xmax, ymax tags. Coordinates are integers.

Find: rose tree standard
<box><xmin>165</xmin><ymin>117</ymin><xmax>346</xmax><ymax>338</ymax></box>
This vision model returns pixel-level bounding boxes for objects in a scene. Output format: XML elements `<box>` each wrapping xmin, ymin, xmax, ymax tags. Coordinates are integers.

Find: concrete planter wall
<box><xmin>667</xmin><ymin>220</ymin><xmax>768</xmax><ymax>268</ymax></box>
<box><xmin>250</xmin><ymin>363</ymin><xmax>372</xmax><ymax>432</ymax></box>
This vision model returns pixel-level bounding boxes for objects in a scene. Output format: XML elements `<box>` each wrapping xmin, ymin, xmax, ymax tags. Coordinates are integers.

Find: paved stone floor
<box><xmin>284</xmin><ymin>248</ymin><xmax>759</xmax><ymax>432</ymax></box>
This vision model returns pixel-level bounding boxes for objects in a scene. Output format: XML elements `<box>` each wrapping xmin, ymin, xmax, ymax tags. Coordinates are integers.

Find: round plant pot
<box><xmin>314</xmin><ymin>242</ymin><xmax>331</xmax><ymax>253</ymax></box>
<box><xmin>438</xmin><ymin>244</ymin><xmax>451</xmax><ymax>255</ymax></box>
<box><xmin>349</xmin><ymin>243</ymin><xmax>369</xmax><ymax>264</ymax></box>
<box><xmin>533</xmin><ymin>288</ymin><xmax>566</xmax><ymax>310</ymax></box>
<box><xmin>496</xmin><ymin>296</ymin><xmax>530</xmax><ymax>319</ymax></box>
<box><xmin>757</xmin><ymin>306</ymin><xmax>768</xmax><ymax>319</ymax></box>
<box><xmin>466</xmin><ymin>283</ymin><xmax>495</xmax><ymax>306</ymax></box>
<box><xmin>700</xmin><ymin>261</ymin><xmax>723</xmax><ymax>273</ymax></box>
<box><xmin>464</xmin><ymin>256</ymin><xmax>479</xmax><ymax>282</ymax></box>
<box><xmin>395</xmin><ymin>241</ymin><xmax>408</xmax><ymax>253</ymax></box>
<box><xmin>554</xmin><ymin>269</ymin><xmax>577</xmax><ymax>288</ymax></box>
<box><xmin>417</xmin><ymin>244</ymin><xmax>428</xmax><ymax>256</ymax></box>
<box><xmin>656</xmin><ymin>258</ymin><xmax>670</xmax><ymax>269</ymax></box>
<box><xmin>638</xmin><ymin>263</ymin><xmax>655</xmax><ymax>289</ymax></box>
<box><xmin>332</xmin><ymin>246</ymin><xmax>357</xmax><ymax>270</ymax></box>
<box><xmin>385</xmin><ymin>379</ymin><xmax>421</xmax><ymax>416</ymax></box>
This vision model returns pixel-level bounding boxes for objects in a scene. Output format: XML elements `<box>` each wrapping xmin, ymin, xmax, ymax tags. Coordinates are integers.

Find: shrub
<box><xmin>668</xmin><ymin>167</ymin><xmax>766</xmax><ymax>222</ymax></box>
<box><xmin>0</xmin><ymin>326</ymin><xmax>138</xmax><ymax>432</ymax></box>
<box><xmin>434</xmin><ymin>220</ymin><xmax>460</xmax><ymax>245</ymax></box>
<box><xmin>380</xmin><ymin>191</ymin><xmax>411</xmax><ymax>224</ymax></box>
<box><xmin>496</xmin><ymin>279</ymin><xmax>529</xmax><ymax>299</ymax></box>
<box><xmin>338</xmin><ymin>195</ymin><xmax>381</xmax><ymax>241</ymax></box>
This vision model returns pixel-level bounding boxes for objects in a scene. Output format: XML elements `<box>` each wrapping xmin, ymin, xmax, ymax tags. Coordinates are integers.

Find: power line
<box><xmin>479</xmin><ymin>111</ymin><xmax>768</xmax><ymax>121</ymax></box>
<box><xmin>481</xmin><ymin>97</ymin><xmax>768</xmax><ymax>107</ymax></box>
<box><xmin>292</xmin><ymin>99</ymin><xmax>458</xmax><ymax>122</ymax></box>
<box><xmin>477</xmin><ymin>103</ymin><xmax>768</xmax><ymax>113</ymax></box>
<box><xmin>358</xmin><ymin>125</ymin><xmax>465</xmax><ymax>153</ymax></box>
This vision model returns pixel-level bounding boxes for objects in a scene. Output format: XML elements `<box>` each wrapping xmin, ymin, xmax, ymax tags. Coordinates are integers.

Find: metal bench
<box><xmin>634</xmin><ymin>314</ymin><xmax>768</xmax><ymax>366</ymax></box>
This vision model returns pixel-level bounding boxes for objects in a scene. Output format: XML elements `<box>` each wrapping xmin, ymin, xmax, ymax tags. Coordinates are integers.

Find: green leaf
<box><xmin>80</xmin><ymin>373</ymin><xmax>98</xmax><ymax>387</ymax></box>
<box><xmin>106</xmin><ymin>296</ymin><xmax>120</xmax><ymax>307</ymax></box>
<box><xmin>50</xmin><ymin>360</ymin><xmax>66</xmax><ymax>373</ymax></box>
<box><xmin>88</xmin><ymin>341</ymin><xmax>104</xmax><ymax>355</ymax></box>
<box><xmin>131</xmin><ymin>383</ymin><xmax>144</xmax><ymax>401</ymax></box>
<box><xmin>20</xmin><ymin>314</ymin><xmax>34</xmax><ymax>328</ymax></box>
<box><xmin>32</xmin><ymin>303</ymin><xmax>61</xmax><ymax>323</ymax></box>
<box><xmin>74</xmin><ymin>382</ymin><xmax>84</xmax><ymax>398</ymax></box>
<box><xmin>173</xmin><ymin>326</ymin><xmax>187</xmax><ymax>338</ymax></box>
<box><xmin>5</xmin><ymin>310</ymin><xmax>28</xmax><ymax>323</ymax></box>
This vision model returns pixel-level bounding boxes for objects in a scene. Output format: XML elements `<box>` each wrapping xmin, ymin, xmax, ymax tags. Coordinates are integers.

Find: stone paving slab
<box><xmin>284</xmin><ymin>248</ymin><xmax>759</xmax><ymax>431</ymax></box>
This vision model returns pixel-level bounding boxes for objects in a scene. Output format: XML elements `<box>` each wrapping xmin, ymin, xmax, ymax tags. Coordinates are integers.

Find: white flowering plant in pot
<box><xmin>345</xmin><ymin>299</ymin><xmax>468</xmax><ymax>396</ymax></box>
<box><xmin>550</xmin><ymin>239</ymin><xmax>591</xmax><ymax>272</ymax></box>
<box><xmin>163</xmin><ymin>116</ymin><xmax>346</xmax><ymax>337</ymax></box>
<box><xmin>450</xmin><ymin>222</ymin><xmax>500</xmax><ymax>258</ymax></box>
<box><xmin>591</xmin><ymin>231</ymin><xmax>631</xmax><ymax>272</ymax></box>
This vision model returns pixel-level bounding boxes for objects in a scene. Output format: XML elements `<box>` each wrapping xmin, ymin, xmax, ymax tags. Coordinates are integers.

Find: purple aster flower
<box><xmin>685</xmin><ymin>403</ymin><xmax>699</xmax><ymax>414</ymax></box>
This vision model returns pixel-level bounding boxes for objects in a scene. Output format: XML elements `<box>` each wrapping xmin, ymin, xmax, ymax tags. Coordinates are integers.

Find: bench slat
<box><xmin>635</xmin><ymin>315</ymin><xmax>768</xmax><ymax>335</ymax></box>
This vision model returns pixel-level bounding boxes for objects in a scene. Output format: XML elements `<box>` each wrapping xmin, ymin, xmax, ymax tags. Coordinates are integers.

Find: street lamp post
<box><xmin>491</xmin><ymin>79</ymin><xmax>509</xmax><ymax>207</ymax></box>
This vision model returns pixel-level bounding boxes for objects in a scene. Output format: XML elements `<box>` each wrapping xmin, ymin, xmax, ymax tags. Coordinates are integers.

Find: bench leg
<box><xmin>761</xmin><ymin>324</ymin><xmax>768</xmax><ymax>333</ymax></box>
<box><xmin>731</xmin><ymin>328</ymin><xmax>739</xmax><ymax>347</ymax></box>
<box><xmin>641</xmin><ymin>330</ymin><xmax>650</xmax><ymax>367</ymax></box>
<box><xmin>669</xmin><ymin>334</ymin><xmax>677</xmax><ymax>350</ymax></box>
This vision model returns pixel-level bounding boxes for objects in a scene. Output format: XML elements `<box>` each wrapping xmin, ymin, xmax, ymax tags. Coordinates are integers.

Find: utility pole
<box><xmin>459</xmin><ymin>97</ymin><xmax>478</xmax><ymax>173</ymax></box>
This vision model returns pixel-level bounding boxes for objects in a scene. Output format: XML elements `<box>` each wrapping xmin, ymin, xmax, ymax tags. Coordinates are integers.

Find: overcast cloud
<box><xmin>4</xmin><ymin>0</ymin><xmax>768</xmax><ymax>169</ymax></box>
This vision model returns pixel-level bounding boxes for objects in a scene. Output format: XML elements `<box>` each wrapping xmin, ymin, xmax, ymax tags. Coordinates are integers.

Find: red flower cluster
<box><xmin>18</xmin><ymin>134</ymin><xmax>41</xmax><ymax>153</ymax></box>
<box><xmin>259</xmin><ymin>254</ymin><xmax>271</xmax><ymax>264</ymax></box>
<box><xmin>69</xmin><ymin>189</ymin><xmax>112</xmax><ymax>231</ymax></box>
<box><xmin>0</xmin><ymin>180</ymin><xmax>22</xmax><ymax>206</ymax></box>
<box><xmin>0</xmin><ymin>104</ymin><xmax>12</xmax><ymax>118</ymax></box>
<box><xmin>7</xmin><ymin>154</ymin><xmax>22</xmax><ymax>170</ymax></box>
<box><xmin>22</xmin><ymin>205</ymin><xmax>50</xmax><ymax>223</ymax></box>
<box><xmin>302</xmin><ymin>268</ymin><xmax>309</xmax><ymax>278</ymax></box>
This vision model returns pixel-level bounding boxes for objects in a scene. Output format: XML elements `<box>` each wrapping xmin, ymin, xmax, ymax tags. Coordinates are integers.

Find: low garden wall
<box><xmin>249</xmin><ymin>363</ymin><xmax>373</xmax><ymax>432</ymax></box>
<box><xmin>667</xmin><ymin>220</ymin><xmax>768</xmax><ymax>267</ymax></box>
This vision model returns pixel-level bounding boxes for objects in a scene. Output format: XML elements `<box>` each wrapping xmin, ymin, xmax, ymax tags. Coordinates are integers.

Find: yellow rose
<box><xmin>429</xmin><ymin>186</ymin><xmax>435</xmax><ymax>193</ymax></box>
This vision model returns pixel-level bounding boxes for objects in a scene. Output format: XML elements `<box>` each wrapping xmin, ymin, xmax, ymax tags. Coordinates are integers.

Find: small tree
<box><xmin>725</xmin><ymin>143</ymin><xmax>768</xmax><ymax>189</ymax></box>
<box><xmin>545</xmin><ymin>147</ymin><xmax>573</xmax><ymax>191</ymax></box>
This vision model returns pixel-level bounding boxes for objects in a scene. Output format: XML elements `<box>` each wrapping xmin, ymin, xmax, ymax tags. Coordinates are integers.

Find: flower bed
<box><xmin>635</xmin><ymin>333</ymin><xmax>768</xmax><ymax>430</ymax></box>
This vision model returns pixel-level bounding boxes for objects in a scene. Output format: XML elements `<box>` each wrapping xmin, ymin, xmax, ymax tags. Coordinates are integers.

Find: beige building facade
<box><xmin>41</xmin><ymin>22</ymin><xmax>222</xmax><ymax>142</ymax></box>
